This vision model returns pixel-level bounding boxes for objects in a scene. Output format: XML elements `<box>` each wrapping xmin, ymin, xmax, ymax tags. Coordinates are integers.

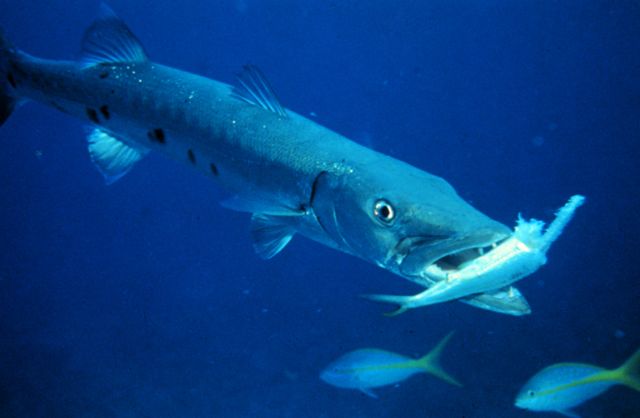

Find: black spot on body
<box><xmin>147</xmin><ymin>128</ymin><xmax>166</xmax><ymax>144</ymax></box>
<box><xmin>209</xmin><ymin>163</ymin><xmax>219</xmax><ymax>176</ymax></box>
<box><xmin>86</xmin><ymin>107</ymin><xmax>99</xmax><ymax>124</ymax></box>
<box><xmin>99</xmin><ymin>71</ymin><xmax>109</xmax><ymax>79</ymax></box>
<box><xmin>6</xmin><ymin>73</ymin><xmax>16</xmax><ymax>89</ymax></box>
<box><xmin>187</xmin><ymin>149</ymin><xmax>196</xmax><ymax>165</ymax></box>
<box><xmin>99</xmin><ymin>105</ymin><xmax>110</xmax><ymax>120</ymax></box>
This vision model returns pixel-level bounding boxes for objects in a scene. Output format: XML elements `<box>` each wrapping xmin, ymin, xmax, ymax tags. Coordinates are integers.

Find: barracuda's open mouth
<box><xmin>397</xmin><ymin>232</ymin><xmax>511</xmax><ymax>279</ymax></box>
<box><xmin>424</xmin><ymin>239</ymin><xmax>509</xmax><ymax>279</ymax></box>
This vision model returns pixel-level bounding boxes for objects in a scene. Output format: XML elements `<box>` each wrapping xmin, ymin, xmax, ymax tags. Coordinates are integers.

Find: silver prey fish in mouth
<box><xmin>0</xmin><ymin>4</ymin><xmax>532</xmax><ymax>315</ymax></box>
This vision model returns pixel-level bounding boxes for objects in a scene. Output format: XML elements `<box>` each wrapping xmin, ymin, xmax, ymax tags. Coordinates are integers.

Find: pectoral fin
<box><xmin>250</xmin><ymin>214</ymin><xmax>296</xmax><ymax>259</ymax></box>
<box><xmin>221</xmin><ymin>195</ymin><xmax>306</xmax><ymax>259</ymax></box>
<box><xmin>220</xmin><ymin>195</ymin><xmax>307</xmax><ymax>217</ymax></box>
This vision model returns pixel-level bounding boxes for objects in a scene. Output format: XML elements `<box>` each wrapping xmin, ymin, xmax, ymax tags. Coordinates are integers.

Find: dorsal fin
<box><xmin>80</xmin><ymin>3</ymin><xmax>149</xmax><ymax>67</ymax></box>
<box><xmin>233</xmin><ymin>65</ymin><xmax>287</xmax><ymax>118</ymax></box>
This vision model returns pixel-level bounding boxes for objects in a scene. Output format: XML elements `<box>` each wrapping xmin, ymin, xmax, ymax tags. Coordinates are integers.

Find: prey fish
<box><xmin>0</xmin><ymin>5</ymin><xmax>571</xmax><ymax>315</ymax></box>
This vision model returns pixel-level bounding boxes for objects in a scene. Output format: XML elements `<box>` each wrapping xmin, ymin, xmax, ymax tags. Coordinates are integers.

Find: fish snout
<box><xmin>514</xmin><ymin>386</ymin><xmax>538</xmax><ymax>410</ymax></box>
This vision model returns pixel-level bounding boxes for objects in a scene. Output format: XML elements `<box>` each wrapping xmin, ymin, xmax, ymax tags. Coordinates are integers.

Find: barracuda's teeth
<box><xmin>492</xmin><ymin>243</ymin><xmax>497</xmax><ymax>249</ymax></box>
<box><xmin>479</xmin><ymin>248</ymin><xmax>485</xmax><ymax>256</ymax></box>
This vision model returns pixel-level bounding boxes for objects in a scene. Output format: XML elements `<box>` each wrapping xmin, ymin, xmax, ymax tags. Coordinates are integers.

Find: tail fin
<box><xmin>416</xmin><ymin>331</ymin><xmax>462</xmax><ymax>387</ymax></box>
<box><xmin>614</xmin><ymin>348</ymin><xmax>640</xmax><ymax>391</ymax></box>
<box><xmin>361</xmin><ymin>292</ymin><xmax>410</xmax><ymax>316</ymax></box>
<box><xmin>0</xmin><ymin>29</ymin><xmax>18</xmax><ymax>126</ymax></box>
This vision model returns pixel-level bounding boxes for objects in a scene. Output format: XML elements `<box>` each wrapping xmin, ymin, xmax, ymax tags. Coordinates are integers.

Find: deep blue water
<box><xmin>1</xmin><ymin>1</ymin><xmax>639</xmax><ymax>417</ymax></box>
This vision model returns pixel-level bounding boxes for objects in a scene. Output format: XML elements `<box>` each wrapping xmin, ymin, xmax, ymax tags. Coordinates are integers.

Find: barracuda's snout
<box><xmin>397</xmin><ymin>224</ymin><xmax>511</xmax><ymax>279</ymax></box>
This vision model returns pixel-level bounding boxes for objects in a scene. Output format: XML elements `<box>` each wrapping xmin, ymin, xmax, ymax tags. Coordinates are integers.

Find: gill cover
<box><xmin>310</xmin><ymin>167</ymin><xmax>409</xmax><ymax>265</ymax></box>
<box><xmin>311</xmin><ymin>171</ymin><xmax>354</xmax><ymax>253</ymax></box>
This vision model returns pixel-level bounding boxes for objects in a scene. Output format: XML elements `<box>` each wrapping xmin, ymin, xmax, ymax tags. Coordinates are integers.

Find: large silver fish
<box><xmin>0</xmin><ymin>5</ymin><xmax>528</xmax><ymax>314</ymax></box>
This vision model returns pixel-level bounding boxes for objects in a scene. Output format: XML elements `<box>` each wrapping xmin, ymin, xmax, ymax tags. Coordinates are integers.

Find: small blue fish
<box><xmin>320</xmin><ymin>332</ymin><xmax>461</xmax><ymax>398</ymax></box>
<box><xmin>515</xmin><ymin>348</ymin><xmax>640</xmax><ymax>417</ymax></box>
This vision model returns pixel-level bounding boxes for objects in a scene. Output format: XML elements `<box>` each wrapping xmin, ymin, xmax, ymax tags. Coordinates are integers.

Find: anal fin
<box><xmin>87</xmin><ymin>128</ymin><xmax>148</xmax><ymax>184</ymax></box>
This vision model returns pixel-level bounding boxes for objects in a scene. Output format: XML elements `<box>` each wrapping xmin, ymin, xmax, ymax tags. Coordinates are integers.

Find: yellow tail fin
<box><xmin>614</xmin><ymin>348</ymin><xmax>640</xmax><ymax>391</ymax></box>
<box><xmin>416</xmin><ymin>331</ymin><xmax>462</xmax><ymax>387</ymax></box>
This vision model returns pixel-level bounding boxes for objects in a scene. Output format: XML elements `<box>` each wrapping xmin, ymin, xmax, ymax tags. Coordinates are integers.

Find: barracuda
<box><xmin>0</xmin><ymin>5</ymin><xmax>575</xmax><ymax>315</ymax></box>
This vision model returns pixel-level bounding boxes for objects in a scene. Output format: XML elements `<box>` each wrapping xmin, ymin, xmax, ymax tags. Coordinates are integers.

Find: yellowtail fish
<box><xmin>320</xmin><ymin>332</ymin><xmax>460</xmax><ymax>398</ymax></box>
<box><xmin>515</xmin><ymin>348</ymin><xmax>640</xmax><ymax>417</ymax></box>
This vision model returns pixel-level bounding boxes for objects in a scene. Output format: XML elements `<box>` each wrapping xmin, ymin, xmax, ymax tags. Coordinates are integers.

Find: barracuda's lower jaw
<box><xmin>397</xmin><ymin>231</ymin><xmax>510</xmax><ymax>279</ymax></box>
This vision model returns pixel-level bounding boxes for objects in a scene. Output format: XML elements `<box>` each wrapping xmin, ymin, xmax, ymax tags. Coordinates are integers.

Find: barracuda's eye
<box><xmin>373</xmin><ymin>199</ymin><xmax>395</xmax><ymax>224</ymax></box>
<box><xmin>528</xmin><ymin>390</ymin><xmax>535</xmax><ymax>397</ymax></box>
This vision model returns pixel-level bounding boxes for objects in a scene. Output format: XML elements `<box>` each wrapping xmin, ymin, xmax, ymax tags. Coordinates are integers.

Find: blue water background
<box><xmin>1</xmin><ymin>1</ymin><xmax>639</xmax><ymax>416</ymax></box>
